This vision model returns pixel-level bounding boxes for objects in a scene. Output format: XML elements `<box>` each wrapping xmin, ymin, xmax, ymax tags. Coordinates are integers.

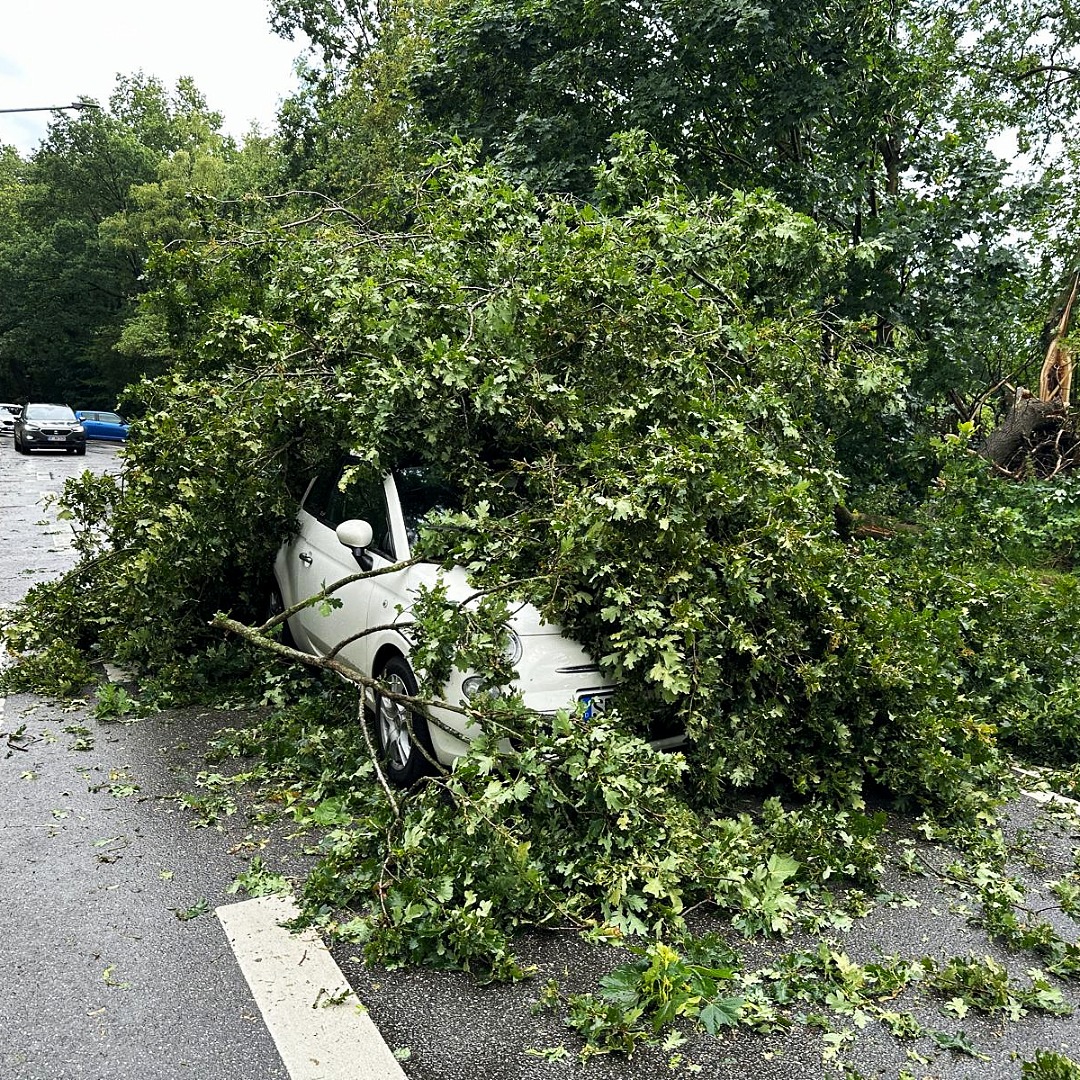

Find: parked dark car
<box><xmin>75</xmin><ymin>410</ymin><xmax>129</xmax><ymax>441</ymax></box>
<box><xmin>14</xmin><ymin>403</ymin><xmax>86</xmax><ymax>455</ymax></box>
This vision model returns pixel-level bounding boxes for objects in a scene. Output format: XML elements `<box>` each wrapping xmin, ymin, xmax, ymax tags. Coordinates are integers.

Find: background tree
<box><xmin>0</xmin><ymin>74</ymin><xmax>285</xmax><ymax>406</ymax></box>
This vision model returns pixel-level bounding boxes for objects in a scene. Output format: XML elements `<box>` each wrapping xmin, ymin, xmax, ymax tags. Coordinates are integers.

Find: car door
<box><xmin>280</xmin><ymin>464</ymin><xmax>400</xmax><ymax>676</ymax></box>
<box><xmin>100</xmin><ymin>411</ymin><xmax>128</xmax><ymax>439</ymax></box>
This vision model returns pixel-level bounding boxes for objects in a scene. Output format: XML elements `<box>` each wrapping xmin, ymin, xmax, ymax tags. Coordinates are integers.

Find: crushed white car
<box><xmin>273</xmin><ymin>462</ymin><xmax>615</xmax><ymax>784</ymax></box>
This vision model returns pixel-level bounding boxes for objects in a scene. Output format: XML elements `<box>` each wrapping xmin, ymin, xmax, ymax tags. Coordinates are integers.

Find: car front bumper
<box><xmin>19</xmin><ymin>429</ymin><xmax>86</xmax><ymax>450</ymax></box>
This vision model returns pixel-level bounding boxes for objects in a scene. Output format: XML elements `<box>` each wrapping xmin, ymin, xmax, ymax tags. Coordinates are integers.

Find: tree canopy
<box><xmin>270</xmin><ymin>0</ymin><xmax>1080</xmax><ymax>480</ymax></box>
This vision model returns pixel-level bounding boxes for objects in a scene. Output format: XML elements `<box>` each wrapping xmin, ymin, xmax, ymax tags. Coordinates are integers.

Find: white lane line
<box><xmin>1022</xmin><ymin>788</ymin><xmax>1080</xmax><ymax>810</ymax></box>
<box><xmin>103</xmin><ymin>663</ymin><xmax>136</xmax><ymax>683</ymax></box>
<box><xmin>1015</xmin><ymin>767</ymin><xmax>1080</xmax><ymax>810</ymax></box>
<box><xmin>217</xmin><ymin>894</ymin><xmax>407</xmax><ymax>1080</ymax></box>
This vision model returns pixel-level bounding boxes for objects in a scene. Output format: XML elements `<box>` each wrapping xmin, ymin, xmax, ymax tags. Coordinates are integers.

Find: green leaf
<box><xmin>698</xmin><ymin>997</ymin><xmax>744</xmax><ymax>1034</ymax></box>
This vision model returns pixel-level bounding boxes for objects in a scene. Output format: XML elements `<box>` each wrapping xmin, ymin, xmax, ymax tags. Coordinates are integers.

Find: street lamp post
<box><xmin>0</xmin><ymin>101</ymin><xmax>100</xmax><ymax>115</ymax></box>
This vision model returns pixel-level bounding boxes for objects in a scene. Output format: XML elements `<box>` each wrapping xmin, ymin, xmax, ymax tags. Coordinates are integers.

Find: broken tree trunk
<box><xmin>978</xmin><ymin>272</ymin><xmax>1080</xmax><ymax>476</ymax></box>
<box><xmin>980</xmin><ymin>393</ymin><xmax>1065</xmax><ymax>472</ymax></box>
<box><xmin>1039</xmin><ymin>272</ymin><xmax>1080</xmax><ymax>407</ymax></box>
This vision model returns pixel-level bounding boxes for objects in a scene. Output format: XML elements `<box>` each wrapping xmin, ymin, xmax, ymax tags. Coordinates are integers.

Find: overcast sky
<box><xmin>0</xmin><ymin>1</ymin><xmax>309</xmax><ymax>156</ymax></box>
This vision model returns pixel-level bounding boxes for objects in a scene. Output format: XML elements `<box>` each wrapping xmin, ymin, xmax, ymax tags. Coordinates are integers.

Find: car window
<box><xmin>306</xmin><ymin>464</ymin><xmax>395</xmax><ymax>560</ymax></box>
<box><xmin>99</xmin><ymin>412</ymin><xmax>123</xmax><ymax>424</ymax></box>
<box><xmin>301</xmin><ymin>470</ymin><xmax>338</xmax><ymax>522</ymax></box>
<box><xmin>395</xmin><ymin>466</ymin><xmax>463</xmax><ymax>550</ymax></box>
<box><xmin>25</xmin><ymin>405</ymin><xmax>76</xmax><ymax>422</ymax></box>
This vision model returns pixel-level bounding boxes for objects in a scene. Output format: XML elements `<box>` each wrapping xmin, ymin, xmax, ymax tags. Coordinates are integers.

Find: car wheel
<box><xmin>374</xmin><ymin>654</ymin><xmax>435</xmax><ymax>787</ymax></box>
<box><xmin>75</xmin><ymin>446</ymin><xmax>86</xmax><ymax>456</ymax></box>
<box><xmin>267</xmin><ymin>584</ymin><xmax>296</xmax><ymax>647</ymax></box>
<box><xmin>14</xmin><ymin>434</ymin><xmax>25</xmax><ymax>454</ymax></box>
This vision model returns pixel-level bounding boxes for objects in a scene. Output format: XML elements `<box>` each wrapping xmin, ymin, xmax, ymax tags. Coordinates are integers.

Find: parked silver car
<box><xmin>0</xmin><ymin>403</ymin><xmax>20</xmax><ymax>436</ymax></box>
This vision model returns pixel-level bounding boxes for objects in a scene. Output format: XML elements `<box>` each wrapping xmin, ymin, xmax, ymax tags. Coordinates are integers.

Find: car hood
<box><xmin>410</xmin><ymin>563</ymin><xmax>563</xmax><ymax>638</ymax></box>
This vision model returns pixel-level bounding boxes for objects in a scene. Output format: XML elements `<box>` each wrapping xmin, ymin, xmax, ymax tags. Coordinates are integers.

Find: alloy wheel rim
<box><xmin>378</xmin><ymin>673</ymin><xmax>413</xmax><ymax>770</ymax></box>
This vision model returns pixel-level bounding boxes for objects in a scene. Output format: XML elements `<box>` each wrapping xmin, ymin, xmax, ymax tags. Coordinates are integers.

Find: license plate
<box><xmin>579</xmin><ymin>692</ymin><xmax>612</xmax><ymax>720</ymax></box>
<box><xmin>47</xmin><ymin>435</ymin><xmax>66</xmax><ymax>442</ymax></box>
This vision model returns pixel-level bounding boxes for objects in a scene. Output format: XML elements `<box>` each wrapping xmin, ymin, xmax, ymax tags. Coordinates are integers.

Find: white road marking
<box><xmin>1022</xmin><ymin>788</ymin><xmax>1080</xmax><ymax>810</ymax></box>
<box><xmin>1015</xmin><ymin>766</ymin><xmax>1080</xmax><ymax>810</ymax></box>
<box><xmin>217</xmin><ymin>894</ymin><xmax>407</xmax><ymax>1080</ymax></box>
<box><xmin>103</xmin><ymin>663</ymin><xmax>136</xmax><ymax>683</ymax></box>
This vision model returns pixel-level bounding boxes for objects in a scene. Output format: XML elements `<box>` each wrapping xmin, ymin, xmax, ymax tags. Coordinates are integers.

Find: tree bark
<box><xmin>979</xmin><ymin>395</ymin><xmax>1063</xmax><ymax>470</ymax></box>
<box><xmin>834</xmin><ymin>504</ymin><xmax>921</xmax><ymax>540</ymax></box>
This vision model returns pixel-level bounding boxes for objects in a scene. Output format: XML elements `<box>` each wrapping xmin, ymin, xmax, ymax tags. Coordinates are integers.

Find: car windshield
<box><xmin>395</xmin><ymin>467</ymin><xmax>463</xmax><ymax>550</ymax></box>
<box><xmin>26</xmin><ymin>405</ymin><xmax>76</xmax><ymax>422</ymax></box>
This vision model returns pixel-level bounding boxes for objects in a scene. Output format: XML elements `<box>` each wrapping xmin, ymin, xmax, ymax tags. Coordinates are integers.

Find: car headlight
<box><xmin>73</xmin><ymin>424</ymin><xmax>84</xmax><ymax>432</ymax></box>
<box><xmin>23</xmin><ymin>424</ymin><xmax>39</xmax><ymax>433</ymax></box>
<box><xmin>461</xmin><ymin>630</ymin><xmax>522</xmax><ymax>701</ymax></box>
<box><xmin>462</xmin><ymin>675</ymin><xmax>487</xmax><ymax>699</ymax></box>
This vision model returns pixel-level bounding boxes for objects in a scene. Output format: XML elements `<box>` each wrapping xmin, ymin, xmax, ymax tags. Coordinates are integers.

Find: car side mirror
<box><xmin>336</xmin><ymin>519</ymin><xmax>375</xmax><ymax>570</ymax></box>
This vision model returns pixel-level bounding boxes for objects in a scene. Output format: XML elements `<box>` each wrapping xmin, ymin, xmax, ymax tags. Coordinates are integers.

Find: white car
<box><xmin>0</xmin><ymin>403</ymin><xmax>20</xmax><ymax>436</ymax></box>
<box><xmin>273</xmin><ymin>462</ymin><xmax>615</xmax><ymax>785</ymax></box>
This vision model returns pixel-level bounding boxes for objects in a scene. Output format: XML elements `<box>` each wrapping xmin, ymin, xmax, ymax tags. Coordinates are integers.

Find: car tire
<box><xmin>14</xmin><ymin>434</ymin><xmax>25</xmax><ymax>454</ymax></box>
<box><xmin>267</xmin><ymin>584</ymin><xmax>296</xmax><ymax>647</ymax></box>
<box><xmin>374</xmin><ymin>654</ymin><xmax>435</xmax><ymax>787</ymax></box>
<box><xmin>75</xmin><ymin>446</ymin><xmax>86</xmax><ymax>456</ymax></box>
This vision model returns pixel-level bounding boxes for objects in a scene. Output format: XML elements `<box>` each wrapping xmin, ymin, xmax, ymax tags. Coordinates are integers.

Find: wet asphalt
<box><xmin>0</xmin><ymin>443</ymin><xmax>292</xmax><ymax>1079</ymax></box>
<box><xmin>338</xmin><ymin>800</ymin><xmax>1080</xmax><ymax>1080</ymax></box>
<box><xmin>1</xmin><ymin>439</ymin><xmax>1080</xmax><ymax>1079</ymax></box>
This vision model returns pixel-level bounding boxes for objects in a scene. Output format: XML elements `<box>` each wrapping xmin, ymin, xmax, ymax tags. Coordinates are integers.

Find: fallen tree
<box><xmin>0</xmin><ymin>143</ymin><xmax>1009</xmax><ymax>809</ymax></box>
<box><xmin>3</xmin><ymin>144</ymin><xmax>1080</xmax><ymax>1015</ymax></box>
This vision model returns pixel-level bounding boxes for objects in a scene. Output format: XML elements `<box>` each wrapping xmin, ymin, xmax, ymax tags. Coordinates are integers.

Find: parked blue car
<box><xmin>75</xmin><ymin>410</ymin><xmax>129</xmax><ymax>442</ymax></box>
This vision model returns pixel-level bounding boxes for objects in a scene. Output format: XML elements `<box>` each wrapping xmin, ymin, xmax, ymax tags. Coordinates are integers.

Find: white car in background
<box><xmin>0</xmin><ymin>403</ymin><xmax>20</xmax><ymax>436</ymax></box>
<box><xmin>273</xmin><ymin>461</ymin><xmax>615</xmax><ymax>785</ymax></box>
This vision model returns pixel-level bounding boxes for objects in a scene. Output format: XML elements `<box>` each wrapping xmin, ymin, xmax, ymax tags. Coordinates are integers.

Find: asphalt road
<box><xmin>339</xmin><ymin>801</ymin><xmax>1080</xmax><ymax>1080</ymax></box>
<box><xmin>0</xmin><ymin>442</ymin><xmax>298</xmax><ymax>1079</ymax></box>
<box><xmin>1</xmin><ymin>440</ymin><xmax>1080</xmax><ymax>1080</ymax></box>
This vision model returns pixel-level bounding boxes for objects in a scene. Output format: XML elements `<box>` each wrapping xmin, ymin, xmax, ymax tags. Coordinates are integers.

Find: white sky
<box><xmin>0</xmin><ymin>1</ymin><xmax>309</xmax><ymax>156</ymax></box>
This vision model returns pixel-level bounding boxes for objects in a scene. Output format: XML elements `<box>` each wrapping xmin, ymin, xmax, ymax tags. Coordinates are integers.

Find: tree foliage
<box><xmin>1</xmin><ymin>143</ymin><xmax>1049</xmax><ymax>818</ymax></box>
<box><xmin>0</xmin><ymin>74</ymin><xmax>287</xmax><ymax>404</ymax></box>
<box><xmin>271</xmin><ymin>0</ymin><xmax>1080</xmax><ymax>493</ymax></box>
<box><xmin>4</xmin><ymin>4</ymin><xmax>1080</xmax><ymax>1050</ymax></box>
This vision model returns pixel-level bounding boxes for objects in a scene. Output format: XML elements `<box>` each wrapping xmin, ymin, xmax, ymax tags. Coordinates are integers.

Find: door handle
<box><xmin>298</xmin><ymin>552</ymin><xmax>313</xmax><ymax>565</ymax></box>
